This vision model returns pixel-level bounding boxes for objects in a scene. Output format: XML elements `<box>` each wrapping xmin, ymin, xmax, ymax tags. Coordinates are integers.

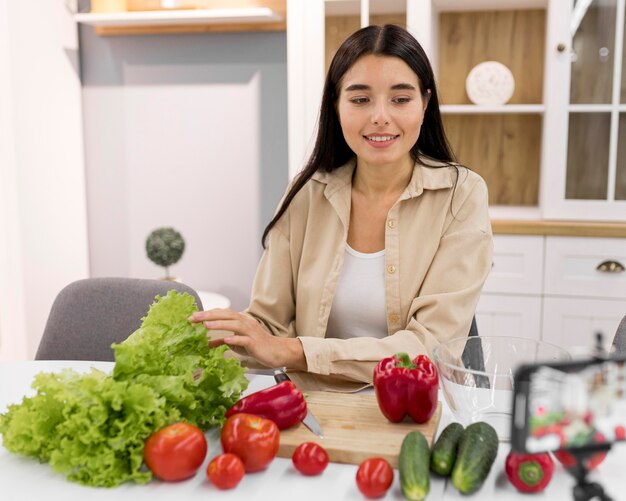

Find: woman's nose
<box><xmin>371</xmin><ymin>103</ymin><xmax>390</xmax><ymax>126</ymax></box>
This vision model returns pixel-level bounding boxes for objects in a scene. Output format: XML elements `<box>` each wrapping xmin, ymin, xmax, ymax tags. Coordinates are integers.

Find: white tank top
<box><xmin>325</xmin><ymin>244</ymin><xmax>388</xmax><ymax>340</ymax></box>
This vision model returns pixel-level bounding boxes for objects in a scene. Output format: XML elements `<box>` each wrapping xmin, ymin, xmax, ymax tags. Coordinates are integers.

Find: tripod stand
<box><xmin>564</xmin><ymin>446</ymin><xmax>613</xmax><ymax>501</ymax></box>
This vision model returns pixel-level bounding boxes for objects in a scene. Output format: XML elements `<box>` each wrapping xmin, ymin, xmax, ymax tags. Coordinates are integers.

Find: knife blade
<box><xmin>273</xmin><ymin>368</ymin><xmax>324</xmax><ymax>438</ymax></box>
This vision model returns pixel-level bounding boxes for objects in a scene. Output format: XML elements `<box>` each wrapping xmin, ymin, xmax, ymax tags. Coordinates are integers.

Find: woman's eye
<box><xmin>349</xmin><ymin>97</ymin><xmax>369</xmax><ymax>105</ymax></box>
<box><xmin>393</xmin><ymin>97</ymin><xmax>412</xmax><ymax>104</ymax></box>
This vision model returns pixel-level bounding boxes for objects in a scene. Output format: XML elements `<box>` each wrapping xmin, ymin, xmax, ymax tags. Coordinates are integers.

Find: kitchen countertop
<box><xmin>492</xmin><ymin>219</ymin><xmax>626</xmax><ymax>238</ymax></box>
<box><xmin>2</xmin><ymin>360</ymin><xmax>626</xmax><ymax>500</ymax></box>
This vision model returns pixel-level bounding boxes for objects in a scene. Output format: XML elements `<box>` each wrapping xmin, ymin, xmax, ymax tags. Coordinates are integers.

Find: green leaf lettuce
<box><xmin>0</xmin><ymin>290</ymin><xmax>248</xmax><ymax>487</ymax></box>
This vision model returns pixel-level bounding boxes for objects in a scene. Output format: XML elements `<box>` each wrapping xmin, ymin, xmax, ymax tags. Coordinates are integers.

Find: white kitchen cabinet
<box><xmin>476</xmin><ymin>294</ymin><xmax>542</xmax><ymax>340</ymax></box>
<box><xmin>482</xmin><ymin>235</ymin><xmax>544</xmax><ymax>295</ymax></box>
<box><xmin>542</xmin><ymin>0</ymin><xmax>626</xmax><ymax>221</ymax></box>
<box><xmin>542</xmin><ymin>297</ymin><xmax>625</xmax><ymax>351</ymax></box>
<box><xmin>479</xmin><ymin>235</ymin><xmax>626</xmax><ymax>349</ymax></box>
<box><xmin>544</xmin><ymin>236</ymin><xmax>626</xmax><ymax>299</ymax></box>
<box><xmin>477</xmin><ymin>235</ymin><xmax>544</xmax><ymax>340</ymax></box>
<box><xmin>541</xmin><ymin>235</ymin><xmax>626</xmax><ymax>350</ymax></box>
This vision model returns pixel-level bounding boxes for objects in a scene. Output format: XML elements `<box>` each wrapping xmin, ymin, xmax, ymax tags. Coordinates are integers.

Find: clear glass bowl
<box><xmin>432</xmin><ymin>336</ymin><xmax>571</xmax><ymax>441</ymax></box>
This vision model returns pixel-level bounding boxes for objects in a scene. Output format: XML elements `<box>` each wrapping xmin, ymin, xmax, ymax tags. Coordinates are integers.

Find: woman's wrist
<box><xmin>283</xmin><ymin>338</ymin><xmax>307</xmax><ymax>371</ymax></box>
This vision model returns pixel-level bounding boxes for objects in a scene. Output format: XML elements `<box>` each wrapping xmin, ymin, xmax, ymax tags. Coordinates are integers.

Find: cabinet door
<box><xmin>544</xmin><ymin>236</ymin><xmax>626</xmax><ymax>299</ymax></box>
<box><xmin>483</xmin><ymin>235</ymin><xmax>544</xmax><ymax>295</ymax></box>
<box><xmin>542</xmin><ymin>297</ymin><xmax>625</xmax><ymax>351</ymax></box>
<box><xmin>475</xmin><ymin>294</ymin><xmax>542</xmax><ymax>340</ymax></box>
<box><xmin>543</xmin><ymin>0</ymin><xmax>626</xmax><ymax>220</ymax></box>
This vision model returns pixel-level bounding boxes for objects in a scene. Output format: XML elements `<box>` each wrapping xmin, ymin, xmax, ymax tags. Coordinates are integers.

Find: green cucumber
<box><xmin>430</xmin><ymin>422</ymin><xmax>464</xmax><ymax>476</ymax></box>
<box><xmin>399</xmin><ymin>431</ymin><xmax>430</xmax><ymax>501</ymax></box>
<box><xmin>451</xmin><ymin>421</ymin><xmax>498</xmax><ymax>495</ymax></box>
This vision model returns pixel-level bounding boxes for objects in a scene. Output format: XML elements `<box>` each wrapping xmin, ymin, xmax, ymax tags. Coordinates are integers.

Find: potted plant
<box><xmin>146</xmin><ymin>227</ymin><xmax>185</xmax><ymax>280</ymax></box>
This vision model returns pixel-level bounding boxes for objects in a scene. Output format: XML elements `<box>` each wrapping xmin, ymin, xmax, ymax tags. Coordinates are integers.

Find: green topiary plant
<box><xmin>146</xmin><ymin>227</ymin><xmax>185</xmax><ymax>279</ymax></box>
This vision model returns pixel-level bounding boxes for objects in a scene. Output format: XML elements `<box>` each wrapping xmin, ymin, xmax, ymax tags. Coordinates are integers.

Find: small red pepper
<box><xmin>373</xmin><ymin>352</ymin><xmax>439</xmax><ymax>424</ymax></box>
<box><xmin>225</xmin><ymin>381</ymin><xmax>307</xmax><ymax>430</ymax></box>
<box><xmin>505</xmin><ymin>451</ymin><xmax>554</xmax><ymax>493</ymax></box>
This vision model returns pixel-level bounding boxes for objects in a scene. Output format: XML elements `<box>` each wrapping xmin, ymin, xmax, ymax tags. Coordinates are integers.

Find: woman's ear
<box><xmin>423</xmin><ymin>89</ymin><xmax>432</xmax><ymax>112</ymax></box>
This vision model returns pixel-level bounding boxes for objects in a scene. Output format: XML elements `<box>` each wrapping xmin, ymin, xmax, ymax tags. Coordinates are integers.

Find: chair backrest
<box><xmin>461</xmin><ymin>316</ymin><xmax>490</xmax><ymax>388</ymax></box>
<box><xmin>612</xmin><ymin>315</ymin><xmax>626</xmax><ymax>355</ymax></box>
<box><xmin>35</xmin><ymin>277</ymin><xmax>203</xmax><ymax>361</ymax></box>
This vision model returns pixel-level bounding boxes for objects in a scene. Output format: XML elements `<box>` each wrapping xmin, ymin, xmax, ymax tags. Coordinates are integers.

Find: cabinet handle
<box><xmin>556</xmin><ymin>43</ymin><xmax>567</xmax><ymax>52</ymax></box>
<box><xmin>596</xmin><ymin>260</ymin><xmax>625</xmax><ymax>273</ymax></box>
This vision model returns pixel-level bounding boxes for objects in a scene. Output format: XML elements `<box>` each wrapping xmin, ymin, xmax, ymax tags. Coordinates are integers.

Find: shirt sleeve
<box><xmin>299</xmin><ymin>175</ymin><xmax>493</xmax><ymax>383</ymax></box>
<box><xmin>244</xmin><ymin>210</ymin><xmax>298</xmax><ymax>339</ymax></box>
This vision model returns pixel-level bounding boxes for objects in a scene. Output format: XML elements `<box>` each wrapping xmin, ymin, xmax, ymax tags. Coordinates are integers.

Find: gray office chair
<box><xmin>611</xmin><ymin>315</ymin><xmax>626</xmax><ymax>355</ymax></box>
<box><xmin>35</xmin><ymin>277</ymin><xmax>203</xmax><ymax>361</ymax></box>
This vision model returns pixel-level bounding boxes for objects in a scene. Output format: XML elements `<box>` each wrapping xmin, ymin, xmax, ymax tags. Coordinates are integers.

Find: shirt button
<box><xmin>389</xmin><ymin>313</ymin><xmax>399</xmax><ymax>323</ymax></box>
<box><xmin>387</xmin><ymin>265</ymin><xmax>396</xmax><ymax>274</ymax></box>
<box><xmin>387</xmin><ymin>220</ymin><xmax>396</xmax><ymax>229</ymax></box>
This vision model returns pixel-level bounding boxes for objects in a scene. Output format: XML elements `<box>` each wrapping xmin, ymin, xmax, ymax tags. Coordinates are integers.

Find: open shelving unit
<box><xmin>73</xmin><ymin>7</ymin><xmax>282</xmax><ymax>27</ymax></box>
<box><xmin>73</xmin><ymin>1</ymin><xmax>285</xmax><ymax>35</ymax></box>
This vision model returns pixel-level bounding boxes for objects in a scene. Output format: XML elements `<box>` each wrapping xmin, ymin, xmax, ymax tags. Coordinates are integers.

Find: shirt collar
<box><xmin>311</xmin><ymin>155</ymin><xmax>455</xmax><ymax>200</ymax></box>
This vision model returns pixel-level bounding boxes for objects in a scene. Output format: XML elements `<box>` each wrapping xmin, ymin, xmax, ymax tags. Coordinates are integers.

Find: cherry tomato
<box><xmin>292</xmin><ymin>442</ymin><xmax>329</xmax><ymax>476</ymax></box>
<box><xmin>143</xmin><ymin>422</ymin><xmax>207</xmax><ymax>481</ymax></box>
<box><xmin>356</xmin><ymin>457</ymin><xmax>393</xmax><ymax>498</ymax></box>
<box><xmin>206</xmin><ymin>453</ymin><xmax>245</xmax><ymax>489</ymax></box>
<box><xmin>615</xmin><ymin>425</ymin><xmax>625</xmax><ymax>441</ymax></box>
<box><xmin>221</xmin><ymin>413</ymin><xmax>280</xmax><ymax>472</ymax></box>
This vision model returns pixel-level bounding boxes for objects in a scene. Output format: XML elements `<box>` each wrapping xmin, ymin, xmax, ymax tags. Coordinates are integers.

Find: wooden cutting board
<box><xmin>276</xmin><ymin>391</ymin><xmax>442</xmax><ymax>468</ymax></box>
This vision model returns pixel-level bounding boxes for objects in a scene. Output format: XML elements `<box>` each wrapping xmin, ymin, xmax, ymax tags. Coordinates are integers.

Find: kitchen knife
<box><xmin>273</xmin><ymin>368</ymin><xmax>324</xmax><ymax>438</ymax></box>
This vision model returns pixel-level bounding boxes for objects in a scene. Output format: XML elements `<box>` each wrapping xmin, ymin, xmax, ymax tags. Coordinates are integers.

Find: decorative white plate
<box><xmin>465</xmin><ymin>61</ymin><xmax>515</xmax><ymax>105</ymax></box>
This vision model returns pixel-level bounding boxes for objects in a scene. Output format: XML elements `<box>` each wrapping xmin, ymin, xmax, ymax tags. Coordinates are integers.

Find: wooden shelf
<box><xmin>74</xmin><ymin>8</ymin><xmax>281</xmax><ymax>27</ymax></box>
<box><xmin>440</xmin><ymin>104</ymin><xmax>545</xmax><ymax>114</ymax></box>
<box><xmin>433</xmin><ymin>0</ymin><xmax>548</xmax><ymax>11</ymax></box>
<box><xmin>74</xmin><ymin>6</ymin><xmax>285</xmax><ymax>35</ymax></box>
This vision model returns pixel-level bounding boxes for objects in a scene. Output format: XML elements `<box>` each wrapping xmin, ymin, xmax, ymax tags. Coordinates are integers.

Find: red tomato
<box><xmin>220</xmin><ymin>413</ymin><xmax>280</xmax><ymax>472</ymax></box>
<box><xmin>144</xmin><ymin>422</ymin><xmax>207</xmax><ymax>481</ymax></box>
<box><xmin>615</xmin><ymin>425</ymin><xmax>625</xmax><ymax>441</ymax></box>
<box><xmin>206</xmin><ymin>453</ymin><xmax>245</xmax><ymax>489</ymax></box>
<box><xmin>356</xmin><ymin>457</ymin><xmax>394</xmax><ymax>499</ymax></box>
<box><xmin>292</xmin><ymin>442</ymin><xmax>329</xmax><ymax>476</ymax></box>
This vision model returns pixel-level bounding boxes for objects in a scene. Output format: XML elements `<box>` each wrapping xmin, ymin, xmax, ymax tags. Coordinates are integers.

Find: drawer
<box><xmin>482</xmin><ymin>235</ymin><xmax>544</xmax><ymax>295</ymax></box>
<box><xmin>542</xmin><ymin>296</ymin><xmax>625</xmax><ymax>351</ymax></box>
<box><xmin>476</xmin><ymin>293</ymin><xmax>542</xmax><ymax>340</ymax></box>
<box><xmin>544</xmin><ymin>236</ymin><xmax>626</xmax><ymax>299</ymax></box>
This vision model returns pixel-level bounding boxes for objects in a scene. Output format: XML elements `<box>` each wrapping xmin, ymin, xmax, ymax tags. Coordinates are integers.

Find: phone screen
<box><xmin>512</xmin><ymin>356</ymin><xmax>626</xmax><ymax>453</ymax></box>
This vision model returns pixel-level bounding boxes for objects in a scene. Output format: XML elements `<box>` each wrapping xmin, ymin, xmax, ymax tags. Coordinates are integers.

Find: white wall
<box><xmin>80</xmin><ymin>29</ymin><xmax>289</xmax><ymax>311</ymax></box>
<box><xmin>0</xmin><ymin>0</ymin><xmax>27</xmax><ymax>360</ymax></box>
<box><xmin>0</xmin><ymin>1</ymin><xmax>89</xmax><ymax>359</ymax></box>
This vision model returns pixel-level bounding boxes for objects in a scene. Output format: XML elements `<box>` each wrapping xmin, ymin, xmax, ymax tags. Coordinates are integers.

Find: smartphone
<box><xmin>511</xmin><ymin>355</ymin><xmax>626</xmax><ymax>454</ymax></box>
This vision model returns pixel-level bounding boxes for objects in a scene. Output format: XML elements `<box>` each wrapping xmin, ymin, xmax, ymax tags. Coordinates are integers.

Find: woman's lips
<box><xmin>363</xmin><ymin>134</ymin><xmax>400</xmax><ymax>148</ymax></box>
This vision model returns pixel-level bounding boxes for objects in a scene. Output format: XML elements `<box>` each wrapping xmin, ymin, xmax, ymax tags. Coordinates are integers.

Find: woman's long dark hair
<box><xmin>262</xmin><ymin>24</ymin><xmax>456</xmax><ymax>248</ymax></box>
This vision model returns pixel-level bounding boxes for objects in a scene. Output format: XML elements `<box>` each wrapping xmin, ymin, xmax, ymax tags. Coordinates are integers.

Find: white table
<box><xmin>1</xmin><ymin>361</ymin><xmax>624</xmax><ymax>500</ymax></box>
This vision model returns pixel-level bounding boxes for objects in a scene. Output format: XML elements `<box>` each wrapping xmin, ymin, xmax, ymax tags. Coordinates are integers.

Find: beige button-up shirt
<box><xmin>246</xmin><ymin>157</ymin><xmax>493</xmax><ymax>388</ymax></box>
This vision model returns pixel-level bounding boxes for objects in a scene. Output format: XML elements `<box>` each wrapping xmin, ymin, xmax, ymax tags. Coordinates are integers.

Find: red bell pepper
<box><xmin>505</xmin><ymin>451</ymin><xmax>554</xmax><ymax>493</ymax></box>
<box><xmin>373</xmin><ymin>352</ymin><xmax>439</xmax><ymax>424</ymax></box>
<box><xmin>225</xmin><ymin>381</ymin><xmax>307</xmax><ymax>430</ymax></box>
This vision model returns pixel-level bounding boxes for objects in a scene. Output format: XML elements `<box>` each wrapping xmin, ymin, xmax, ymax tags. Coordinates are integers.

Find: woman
<box><xmin>190</xmin><ymin>24</ymin><xmax>492</xmax><ymax>387</ymax></box>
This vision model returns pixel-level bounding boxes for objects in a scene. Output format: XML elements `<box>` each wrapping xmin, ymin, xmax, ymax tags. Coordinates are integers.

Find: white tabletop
<box><xmin>0</xmin><ymin>361</ymin><xmax>624</xmax><ymax>501</ymax></box>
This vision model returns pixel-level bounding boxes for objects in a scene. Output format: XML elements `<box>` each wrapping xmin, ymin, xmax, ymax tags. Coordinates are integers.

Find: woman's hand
<box><xmin>188</xmin><ymin>309</ymin><xmax>307</xmax><ymax>371</ymax></box>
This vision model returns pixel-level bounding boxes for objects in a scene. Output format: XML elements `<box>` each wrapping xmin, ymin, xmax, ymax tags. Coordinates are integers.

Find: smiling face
<box><xmin>336</xmin><ymin>54</ymin><xmax>429</xmax><ymax>171</ymax></box>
